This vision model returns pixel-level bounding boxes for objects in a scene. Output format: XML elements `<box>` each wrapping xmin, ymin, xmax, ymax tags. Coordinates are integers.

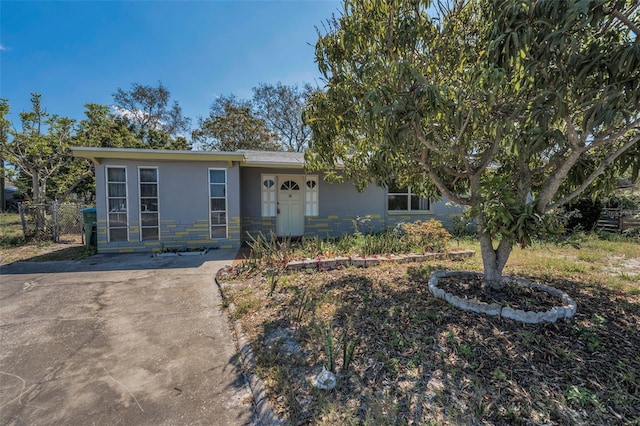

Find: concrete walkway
<box><xmin>0</xmin><ymin>250</ymin><xmax>254</xmax><ymax>425</ymax></box>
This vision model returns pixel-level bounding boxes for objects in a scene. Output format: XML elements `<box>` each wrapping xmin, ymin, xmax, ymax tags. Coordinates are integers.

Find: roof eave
<box><xmin>71</xmin><ymin>147</ymin><xmax>245</xmax><ymax>166</ymax></box>
<box><xmin>241</xmin><ymin>161</ymin><xmax>305</xmax><ymax>169</ymax></box>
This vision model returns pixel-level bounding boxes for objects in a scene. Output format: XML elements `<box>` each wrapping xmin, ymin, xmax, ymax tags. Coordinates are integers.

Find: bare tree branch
<box><xmin>549</xmin><ymin>135</ymin><xmax>640</xmax><ymax>210</ymax></box>
<box><xmin>413</xmin><ymin>121</ymin><xmax>449</xmax><ymax>155</ymax></box>
<box><xmin>603</xmin><ymin>5</ymin><xmax>640</xmax><ymax>37</ymax></box>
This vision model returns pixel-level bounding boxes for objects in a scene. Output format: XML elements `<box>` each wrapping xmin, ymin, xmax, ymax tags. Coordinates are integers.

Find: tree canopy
<box><xmin>0</xmin><ymin>95</ymin><xmax>175</xmax><ymax>203</ymax></box>
<box><xmin>193</xmin><ymin>95</ymin><xmax>281</xmax><ymax>151</ymax></box>
<box><xmin>0</xmin><ymin>79</ymin><xmax>315</xmax><ymax>204</ymax></box>
<box><xmin>113</xmin><ymin>81</ymin><xmax>191</xmax><ymax>150</ymax></box>
<box><xmin>0</xmin><ymin>94</ymin><xmax>75</xmax><ymax>203</ymax></box>
<box><xmin>253</xmin><ymin>82</ymin><xmax>314</xmax><ymax>152</ymax></box>
<box><xmin>0</xmin><ymin>99</ymin><xmax>10</xmax><ymax>210</ymax></box>
<box><xmin>304</xmin><ymin>0</ymin><xmax>640</xmax><ymax>286</ymax></box>
<box><xmin>59</xmin><ymin>104</ymin><xmax>142</xmax><ymax>201</ymax></box>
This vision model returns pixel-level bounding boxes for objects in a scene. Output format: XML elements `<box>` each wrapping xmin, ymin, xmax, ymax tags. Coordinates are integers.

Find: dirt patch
<box><xmin>606</xmin><ymin>256</ymin><xmax>640</xmax><ymax>276</ymax></box>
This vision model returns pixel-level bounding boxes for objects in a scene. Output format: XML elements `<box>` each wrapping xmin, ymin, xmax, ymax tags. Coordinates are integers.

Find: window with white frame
<box><xmin>106</xmin><ymin>166</ymin><xmax>128</xmax><ymax>242</ymax></box>
<box><xmin>209</xmin><ymin>169</ymin><xmax>227</xmax><ymax>238</ymax></box>
<box><xmin>305</xmin><ymin>176</ymin><xmax>319</xmax><ymax>216</ymax></box>
<box><xmin>387</xmin><ymin>180</ymin><xmax>430</xmax><ymax>211</ymax></box>
<box><xmin>261</xmin><ymin>175</ymin><xmax>276</xmax><ymax>217</ymax></box>
<box><xmin>139</xmin><ymin>167</ymin><xmax>159</xmax><ymax>241</ymax></box>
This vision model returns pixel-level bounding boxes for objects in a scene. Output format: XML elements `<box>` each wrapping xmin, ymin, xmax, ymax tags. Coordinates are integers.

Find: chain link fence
<box><xmin>18</xmin><ymin>203</ymin><xmax>86</xmax><ymax>243</ymax></box>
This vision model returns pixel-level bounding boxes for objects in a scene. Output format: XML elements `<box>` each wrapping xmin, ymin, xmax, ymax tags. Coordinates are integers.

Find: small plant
<box><xmin>591</xmin><ymin>313</ymin><xmax>607</xmax><ymax>327</ymax></box>
<box><xmin>615</xmin><ymin>359</ymin><xmax>638</xmax><ymax>392</ymax></box>
<box><xmin>319</xmin><ymin>322</ymin><xmax>336</xmax><ymax>373</ymax></box>
<box><xmin>566</xmin><ymin>385</ymin><xmax>599</xmax><ymax>407</ymax></box>
<box><xmin>265</xmin><ymin>268</ymin><xmax>280</xmax><ymax>296</ymax></box>
<box><xmin>458</xmin><ymin>344</ymin><xmax>473</xmax><ymax>359</ymax></box>
<box><xmin>554</xmin><ymin>347</ymin><xmax>574</xmax><ymax>362</ymax></box>
<box><xmin>299</xmin><ymin>235</ymin><xmax>325</xmax><ymax>258</ymax></box>
<box><xmin>316</xmin><ymin>319</ymin><xmax>359</xmax><ymax>375</ymax></box>
<box><xmin>492</xmin><ymin>367</ymin><xmax>508</xmax><ymax>382</ymax></box>
<box><xmin>245</xmin><ymin>256</ymin><xmax>259</xmax><ymax>274</ymax></box>
<box><xmin>516</xmin><ymin>330</ymin><xmax>544</xmax><ymax>348</ymax></box>
<box><xmin>572</xmin><ymin>324</ymin><xmax>603</xmax><ymax>352</ymax></box>
<box><xmin>446</xmin><ymin>330</ymin><xmax>456</xmax><ymax>346</ymax></box>
<box><xmin>340</xmin><ymin>319</ymin><xmax>359</xmax><ymax>373</ymax></box>
<box><xmin>291</xmin><ymin>287</ymin><xmax>313</xmax><ymax>329</ymax></box>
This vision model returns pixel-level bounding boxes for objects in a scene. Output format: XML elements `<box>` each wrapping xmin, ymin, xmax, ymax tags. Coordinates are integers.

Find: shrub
<box><xmin>566</xmin><ymin>198</ymin><xmax>603</xmax><ymax>232</ymax></box>
<box><xmin>402</xmin><ymin>219</ymin><xmax>451</xmax><ymax>253</ymax></box>
<box><xmin>602</xmin><ymin>193</ymin><xmax>640</xmax><ymax>210</ymax></box>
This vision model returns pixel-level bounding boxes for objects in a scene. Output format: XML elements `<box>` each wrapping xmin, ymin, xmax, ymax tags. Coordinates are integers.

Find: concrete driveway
<box><xmin>0</xmin><ymin>251</ymin><xmax>254</xmax><ymax>425</ymax></box>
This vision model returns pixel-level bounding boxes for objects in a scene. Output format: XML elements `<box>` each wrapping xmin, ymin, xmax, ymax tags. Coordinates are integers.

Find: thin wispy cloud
<box><xmin>0</xmin><ymin>44</ymin><xmax>7</xmax><ymax>51</ymax></box>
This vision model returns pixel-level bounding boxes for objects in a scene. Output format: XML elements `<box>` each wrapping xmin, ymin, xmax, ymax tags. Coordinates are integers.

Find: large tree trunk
<box><xmin>476</xmin><ymin>215</ymin><xmax>513</xmax><ymax>289</ymax></box>
<box><xmin>31</xmin><ymin>168</ymin><xmax>42</xmax><ymax>203</ymax></box>
<box><xmin>31</xmin><ymin>169</ymin><xmax>47</xmax><ymax>233</ymax></box>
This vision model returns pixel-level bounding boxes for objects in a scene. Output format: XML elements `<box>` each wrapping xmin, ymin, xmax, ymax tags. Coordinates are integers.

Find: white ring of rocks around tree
<box><xmin>428</xmin><ymin>271</ymin><xmax>577</xmax><ymax>324</ymax></box>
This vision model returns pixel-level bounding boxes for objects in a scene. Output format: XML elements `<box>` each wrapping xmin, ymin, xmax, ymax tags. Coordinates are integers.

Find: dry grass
<box><xmin>220</xmin><ymin>235</ymin><xmax>640</xmax><ymax>425</ymax></box>
<box><xmin>0</xmin><ymin>212</ymin><xmax>94</xmax><ymax>263</ymax></box>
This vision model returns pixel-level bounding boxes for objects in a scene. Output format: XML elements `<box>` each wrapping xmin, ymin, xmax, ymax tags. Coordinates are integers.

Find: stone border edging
<box><xmin>428</xmin><ymin>271</ymin><xmax>577</xmax><ymax>324</ymax></box>
<box><xmin>285</xmin><ymin>250</ymin><xmax>475</xmax><ymax>272</ymax></box>
<box><xmin>214</xmin><ymin>272</ymin><xmax>284</xmax><ymax>426</ymax></box>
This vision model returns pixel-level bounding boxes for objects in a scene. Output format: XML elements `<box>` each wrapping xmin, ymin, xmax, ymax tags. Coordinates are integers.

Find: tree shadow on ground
<box><xmin>236</xmin><ymin>265</ymin><xmax>640</xmax><ymax>425</ymax></box>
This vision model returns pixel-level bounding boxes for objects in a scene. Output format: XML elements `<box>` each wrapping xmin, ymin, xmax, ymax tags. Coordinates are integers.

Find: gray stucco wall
<box><xmin>93</xmin><ymin>159</ymin><xmax>466</xmax><ymax>252</ymax></box>
<box><xmin>239</xmin><ymin>168</ymin><xmax>388</xmax><ymax>239</ymax></box>
<box><xmin>239</xmin><ymin>168</ymin><xmax>385</xmax><ymax>217</ymax></box>
<box><xmin>94</xmin><ymin>159</ymin><xmax>241</xmax><ymax>253</ymax></box>
<box><xmin>239</xmin><ymin>167</ymin><xmax>466</xmax><ymax>241</ymax></box>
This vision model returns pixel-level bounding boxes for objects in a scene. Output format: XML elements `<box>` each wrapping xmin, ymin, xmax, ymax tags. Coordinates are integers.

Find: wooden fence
<box><xmin>596</xmin><ymin>208</ymin><xmax>640</xmax><ymax>233</ymax></box>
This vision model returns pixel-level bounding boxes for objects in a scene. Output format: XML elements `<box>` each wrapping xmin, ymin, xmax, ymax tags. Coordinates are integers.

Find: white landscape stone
<box><xmin>428</xmin><ymin>270</ymin><xmax>577</xmax><ymax>324</ymax></box>
<box><xmin>316</xmin><ymin>367</ymin><xmax>337</xmax><ymax>391</ymax></box>
<box><xmin>537</xmin><ymin>309</ymin><xmax>559</xmax><ymax>323</ymax></box>
<box><xmin>484</xmin><ymin>303</ymin><xmax>502</xmax><ymax>316</ymax></box>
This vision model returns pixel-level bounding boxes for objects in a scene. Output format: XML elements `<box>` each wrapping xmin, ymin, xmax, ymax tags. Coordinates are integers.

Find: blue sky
<box><xmin>0</xmin><ymin>0</ymin><xmax>341</xmax><ymax>127</ymax></box>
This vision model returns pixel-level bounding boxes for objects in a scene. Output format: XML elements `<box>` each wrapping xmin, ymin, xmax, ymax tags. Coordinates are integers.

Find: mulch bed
<box><xmin>220</xmin><ymin>263</ymin><xmax>640</xmax><ymax>425</ymax></box>
<box><xmin>437</xmin><ymin>274</ymin><xmax>562</xmax><ymax>311</ymax></box>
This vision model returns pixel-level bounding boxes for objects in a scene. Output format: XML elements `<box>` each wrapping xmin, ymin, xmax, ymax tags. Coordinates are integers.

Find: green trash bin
<box><xmin>81</xmin><ymin>207</ymin><xmax>97</xmax><ymax>246</ymax></box>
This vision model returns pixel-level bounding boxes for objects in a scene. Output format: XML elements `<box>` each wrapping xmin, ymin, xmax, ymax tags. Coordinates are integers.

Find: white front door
<box><xmin>276</xmin><ymin>176</ymin><xmax>304</xmax><ymax>236</ymax></box>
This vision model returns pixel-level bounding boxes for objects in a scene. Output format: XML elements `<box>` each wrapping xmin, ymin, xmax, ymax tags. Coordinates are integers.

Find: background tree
<box><xmin>305</xmin><ymin>0</ymin><xmax>640</xmax><ymax>287</ymax></box>
<box><xmin>253</xmin><ymin>82</ymin><xmax>314</xmax><ymax>151</ymax></box>
<box><xmin>193</xmin><ymin>95</ymin><xmax>280</xmax><ymax>151</ymax></box>
<box><xmin>0</xmin><ymin>94</ymin><xmax>76</xmax><ymax>203</ymax></box>
<box><xmin>51</xmin><ymin>104</ymin><xmax>141</xmax><ymax>202</ymax></box>
<box><xmin>113</xmin><ymin>81</ymin><xmax>191</xmax><ymax>149</ymax></box>
<box><xmin>0</xmin><ymin>99</ymin><xmax>9</xmax><ymax>211</ymax></box>
<box><xmin>76</xmin><ymin>104</ymin><xmax>139</xmax><ymax>149</ymax></box>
